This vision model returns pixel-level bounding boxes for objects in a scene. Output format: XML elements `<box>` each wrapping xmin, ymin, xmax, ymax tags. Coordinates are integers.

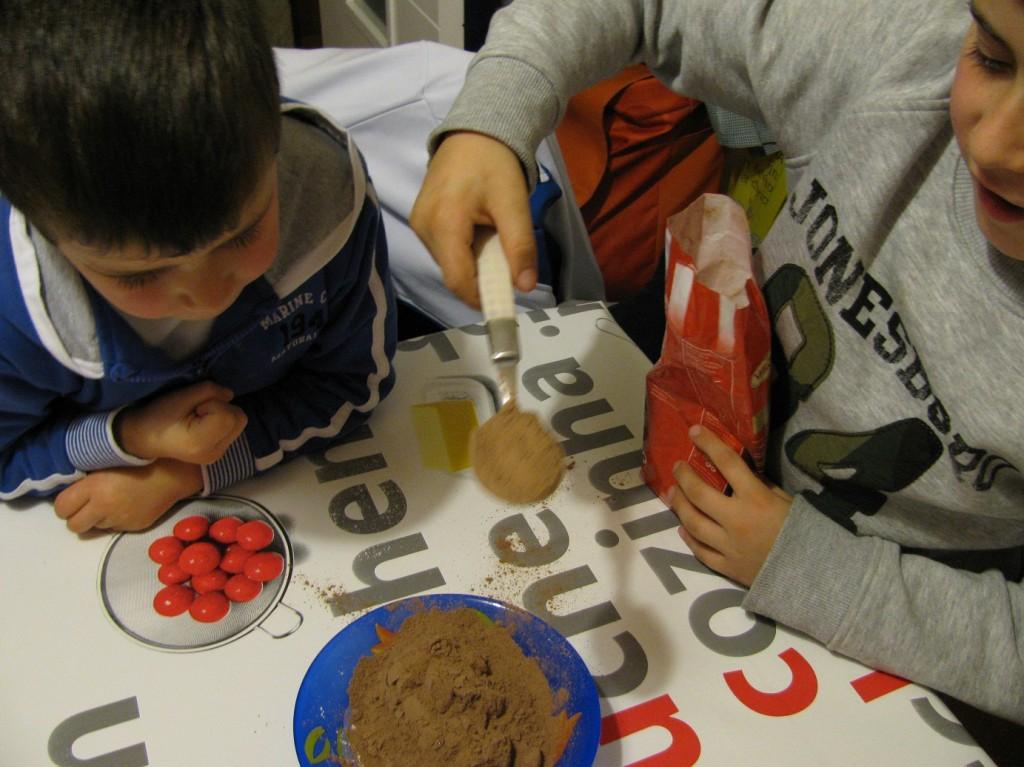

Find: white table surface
<box><xmin>0</xmin><ymin>302</ymin><xmax>992</xmax><ymax>766</ymax></box>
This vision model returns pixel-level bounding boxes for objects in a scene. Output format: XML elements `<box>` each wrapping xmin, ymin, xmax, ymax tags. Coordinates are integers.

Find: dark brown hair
<box><xmin>0</xmin><ymin>0</ymin><xmax>281</xmax><ymax>253</ymax></box>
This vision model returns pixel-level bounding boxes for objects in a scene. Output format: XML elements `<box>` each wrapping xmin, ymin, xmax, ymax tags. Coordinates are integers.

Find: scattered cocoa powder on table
<box><xmin>346</xmin><ymin>607</ymin><xmax>571</xmax><ymax>767</ymax></box>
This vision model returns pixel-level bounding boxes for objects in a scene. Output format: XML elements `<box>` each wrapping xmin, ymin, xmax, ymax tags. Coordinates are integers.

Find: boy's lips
<box><xmin>975</xmin><ymin>178</ymin><xmax>1024</xmax><ymax>224</ymax></box>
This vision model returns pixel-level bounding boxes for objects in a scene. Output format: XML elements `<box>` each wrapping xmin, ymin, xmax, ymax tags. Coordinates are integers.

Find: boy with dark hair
<box><xmin>0</xmin><ymin>0</ymin><xmax>396</xmax><ymax>532</ymax></box>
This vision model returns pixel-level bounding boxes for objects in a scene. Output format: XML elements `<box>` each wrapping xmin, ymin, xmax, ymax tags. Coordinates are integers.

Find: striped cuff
<box><xmin>66</xmin><ymin>409</ymin><xmax>152</xmax><ymax>471</ymax></box>
<box><xmin>200</xmin><ymin>437</ymin><xmax>256</xmax><ymax>496</ymax></box>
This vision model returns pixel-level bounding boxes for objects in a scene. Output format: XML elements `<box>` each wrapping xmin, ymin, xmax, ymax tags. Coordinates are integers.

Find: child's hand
<box><xmin>53</xmin><ymin>459</ymin><xmax>203</xmax><ymax>533</ymax></box>
<box><xmin>115</xmin><ymin>381</ymin><xmax>247</xmax><ymax>465</ymax></box>
<box><xmin>667</xmin><ymin>425</ymin><xmax>793</xmax><ymax>587</ymax></box>
<box><xmin>410</xmin><ymin>131</ymin><xmax>536</xmax><ymax>308</ymax></box>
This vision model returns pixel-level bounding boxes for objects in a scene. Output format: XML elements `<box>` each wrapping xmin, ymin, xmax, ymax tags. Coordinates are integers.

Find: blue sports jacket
<box><xmin>0</xmin><ymin>103</ymin><xmax>397</xmax><ymax>500</ymax></box>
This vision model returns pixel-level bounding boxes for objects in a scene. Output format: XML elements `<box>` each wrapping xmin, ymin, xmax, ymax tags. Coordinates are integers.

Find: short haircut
<box><xmin>0</xmin><ymin>0</ymin><xmax>281</xmax><ymax>254</ymax></box>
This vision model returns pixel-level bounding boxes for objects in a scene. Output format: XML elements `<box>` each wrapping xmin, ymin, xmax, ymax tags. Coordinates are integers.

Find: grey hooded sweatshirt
<box><xmin>432</xmin><ymin>0</ymin><xmax>1024</xmax><ymax>722</ymax></box>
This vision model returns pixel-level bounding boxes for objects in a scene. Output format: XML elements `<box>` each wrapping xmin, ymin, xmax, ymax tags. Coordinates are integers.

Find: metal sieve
<box><xmin>97</xmin><ymin>494</ymin><xmax>300</xmax><ymax>652</ymax></box>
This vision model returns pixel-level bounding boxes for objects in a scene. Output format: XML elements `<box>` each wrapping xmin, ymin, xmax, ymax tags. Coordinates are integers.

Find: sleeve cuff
<box><xmin>429</xmin><ymin>57</ymin><xmax>562</xmax><ymax>190</ymax></box>
<box><xmin>200</xmin><ymin>437</ymin><xmax>256</xmax><ymax>496</ymax></box>
<box><xmin>66</xmin><ymin>409</ymin><xmax>153</xmax><ymax>471</ymax></box>
<box><xmin>743</xmin><ymin>494</ymin><xmax>873</xmax><ymax>644</ymax></box>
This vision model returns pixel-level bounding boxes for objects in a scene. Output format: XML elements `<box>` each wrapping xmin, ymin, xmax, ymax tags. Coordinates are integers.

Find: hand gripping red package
<box><xmin>642</xmin><ymin>193</ymin><xmax>772</xmax><ymax>500</ymax></box>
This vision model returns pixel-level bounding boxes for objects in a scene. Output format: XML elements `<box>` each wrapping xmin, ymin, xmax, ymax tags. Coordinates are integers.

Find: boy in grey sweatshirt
<box><xmin>410</xmin><ymin>0</ymin><xmax>1024</xmax><ymax>728</ymax></box>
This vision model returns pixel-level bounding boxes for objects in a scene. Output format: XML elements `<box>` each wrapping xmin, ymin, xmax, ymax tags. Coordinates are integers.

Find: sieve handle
<box><xmin>257</xmin><ymin>600</ymin><xmax>303</xmax><ymax>639</ymax></box>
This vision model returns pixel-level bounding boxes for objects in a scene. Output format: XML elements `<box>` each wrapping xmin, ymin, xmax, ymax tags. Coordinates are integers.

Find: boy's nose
<box><xmin>176</xmin><ymin>270</ymin><xmax>239</xmax><ymax>312</ymax></box>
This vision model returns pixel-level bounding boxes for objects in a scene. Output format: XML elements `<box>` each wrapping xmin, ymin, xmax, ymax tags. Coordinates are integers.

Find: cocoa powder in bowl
<box><xmin>470</xmin><ymin>402</ymin><xmax>565</xmax><ymax>504</ymax></box>
<box><xmin>346</xmin><ymin>606</ymin><xmax>572</xmax><ymax>767</ymax></box>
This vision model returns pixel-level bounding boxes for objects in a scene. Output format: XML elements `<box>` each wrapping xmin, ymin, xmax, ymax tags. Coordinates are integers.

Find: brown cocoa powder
<box><xmin>470</xmin><ymin>403</ymin><xmax>565</xmax><ymax>504</ymax></box>
<box><xmin>346</xmin><ymin>607</ymin><xmax>570</xmax><ymax>767</ymax></box>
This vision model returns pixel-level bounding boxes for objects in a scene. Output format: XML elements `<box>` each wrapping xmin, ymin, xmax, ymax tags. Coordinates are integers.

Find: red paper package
<box><xmin>642</xmin><ymin>193</ymin><xmax>772</xmax><ymax>501</ymax></box>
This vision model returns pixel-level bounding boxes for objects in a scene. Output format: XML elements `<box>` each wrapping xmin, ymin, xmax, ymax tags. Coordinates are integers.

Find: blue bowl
<box><xmin>293</xmin><ymin>593</ymin><xmax>601</xmax><ymax>766</ymax></box>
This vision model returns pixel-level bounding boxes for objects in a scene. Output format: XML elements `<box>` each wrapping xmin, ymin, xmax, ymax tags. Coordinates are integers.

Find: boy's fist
<box><xmin>115</xmin><ymin>381</ymin><xmax>247</xmax><ymax>465</ymax></box>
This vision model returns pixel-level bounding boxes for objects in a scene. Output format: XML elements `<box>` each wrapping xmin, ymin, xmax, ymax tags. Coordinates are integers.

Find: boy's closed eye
<box><xmin>968</xmin><ymin>44</ymin><xmax>1012</xmax><ymax>71</ymax></box>
<box><xmin>115</xmin><ymin>270</ymin><xmax>165</xmax><ymax>290</ymax></box>
<box><xmin>968</xmin><ymin>0</ymin><xmax>1016</xmax><ymax>72</ymax></box>
<box><xmin>108</xmin><ymin>215</ymin><xmax>266</xmax><ymax>289</ymax></box>
<box><xmin>225</xmin><ymin>217</ymin><xmax>263</xmax><ymax>250</ymax></box>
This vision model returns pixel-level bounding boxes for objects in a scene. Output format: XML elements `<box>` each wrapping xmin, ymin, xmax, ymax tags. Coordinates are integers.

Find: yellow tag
<box><xmin>726</xmin><ymin>151</ymin><xmax>787</xmax><ymax>248</ymax></box>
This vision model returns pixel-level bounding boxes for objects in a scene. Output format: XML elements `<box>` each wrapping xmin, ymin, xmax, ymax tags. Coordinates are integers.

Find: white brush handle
<box><xmin>475</xmin><ymin>229</ymin><xmax>515</xmax><ymax>321</ymax></box>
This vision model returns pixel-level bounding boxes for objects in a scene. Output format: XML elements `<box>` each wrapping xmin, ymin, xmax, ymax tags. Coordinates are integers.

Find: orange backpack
<box><xmin>556</xmin><ymin>65</ymin><xmax>723</xmax><ymax>300</ymax></box>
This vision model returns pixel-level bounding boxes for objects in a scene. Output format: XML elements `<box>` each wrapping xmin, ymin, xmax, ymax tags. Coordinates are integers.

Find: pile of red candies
<box><xmin>147</xmin><ymin>515</ymin><xmax>284</xmax><ymax>623</ymax></box>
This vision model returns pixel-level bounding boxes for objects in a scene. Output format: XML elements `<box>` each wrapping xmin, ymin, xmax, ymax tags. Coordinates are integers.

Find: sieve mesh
<box><xmin>97</xmin><ymin>495</ymin><xmax>291</xmax><ymax>652</ymax></box>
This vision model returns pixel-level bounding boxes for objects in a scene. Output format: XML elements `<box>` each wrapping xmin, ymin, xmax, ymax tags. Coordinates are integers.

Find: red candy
<box><xmin>225</xmin><ymin>574</ymin><xmax>263</xmax><ymax>603</ymax></box>
<box><xmin>219</xmin><ymin>543</ymin><xmax>253</xmax><ymax>574</ymax></box>
<box><xmin>178</xmin><ymin>541</ymin><xmax>221</xmax><ymax>576</ymax></box>
<box><xmin>172</xmin><ymin>515</ymin><xmax>210</xmax><ymax>542</ymax></box>
<box><xmin>189</xmin><ymin>591</ymin><xmax>230</xmax><ymax>623</ymax></box>
<box><xmin>244</xmin><ymin>551</ymin><xmax>284</xmax><ymax>583</ymax></box>
<box><xmin>157</xmin><ymin>561</ymin><xmax>190</xmax><ymax>586</ymax></box>
<box><xmin>153</xmin><ymin>585</ymin><xmax>195</xmax><ymax>617</ymax></box>
<box><xmin>236</xmin><ymin>520</ymin><xmax>274</xmax><ymax>551</ymax></box>
<box><xmin>148</xmin><ymin>536</ymin><xmax>184</xmax><ymax>565</ymax></box>
<box><xmin>191</xmin><ymin>568</ymin><xmax>229</xmax><ymax>594</ymax></box>
<box><xmin>149</xmin><ymin>514</ymin><xmax>280</xmax><ymax>623</ymax></box>
<box><xmin>208</xmin><ymin>516</ymin><xmax>243</xmax><ymax>544</ymax></box>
